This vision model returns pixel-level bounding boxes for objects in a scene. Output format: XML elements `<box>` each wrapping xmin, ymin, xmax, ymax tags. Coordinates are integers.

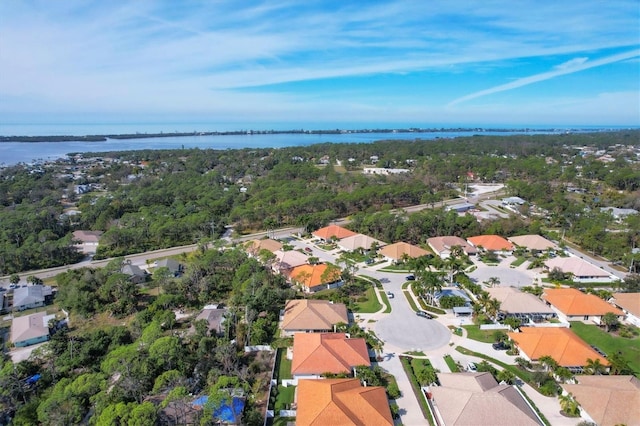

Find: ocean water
<box><xmin>0</xmin><ymin>122</ymin><xmax>605</xmax><ymax>166</ymax></box>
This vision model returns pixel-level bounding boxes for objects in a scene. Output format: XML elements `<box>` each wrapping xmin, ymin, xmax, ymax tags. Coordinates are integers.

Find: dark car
<box><xmin>304</xmin><ymin>247</ymin><xmax>313</xmax><ymax>253</ymax></box>
<box><xmin>492</xmin><ymin>342</ymin><xmax>508</xmax><ymax>350</ymax></box>
<box><xmin>416</xmin><ymin>311</ymin><xmax>431</xmax><ymax>319</ymax></box>
<box><xmin>405</xmin><ymin>274</ymin><xmax>415</xmax><ymax>281</ymax></box>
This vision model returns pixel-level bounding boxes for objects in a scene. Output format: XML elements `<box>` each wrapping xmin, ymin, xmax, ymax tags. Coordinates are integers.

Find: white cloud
<box><xmin>447</xmin><ymin>49</ymin><xmax>640</xmax><ymax>106</ymax></box>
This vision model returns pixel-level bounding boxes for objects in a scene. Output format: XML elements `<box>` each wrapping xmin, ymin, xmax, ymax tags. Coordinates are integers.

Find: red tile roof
<box><xmin>291</xmin><ymin>333</ymin><xmax>370</xmax><ymax>376</ymax></box>
<box><xmin>296</xmin><ymin>378</ymin><xmax>393</xmax><ymax>426</ymax></box>
<box><xmin>289</xmin><ymin>264</ymin><xmax>341</xmax><ymax>290</ymax></box>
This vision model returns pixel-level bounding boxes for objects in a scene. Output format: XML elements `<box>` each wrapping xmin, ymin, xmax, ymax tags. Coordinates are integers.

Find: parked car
<box><xmin>8</xmin><ymin>284</ymin><xmax>17</xmax><ymax>289</ymax></box>
<box><xmin>467</xmin><ymin>362</ymin><xmax>477</xmax><ymax>372</ymax></box>
<box><xmin>492</xmin><ymin>342</ymin><xmax>508</xmax><ymax>350</ymax></box>
<box><xmin>304</xmin><ymin>247</ymin><xmax>313</xmax><ymax>253</ymax></box>
<box><xmin>365</xmin><ymin>258</ymin><xmax>375</xmax><ymax>265</ymax></box>
<box><xmin>386</xmin><ymin>291</ymin><xmax>394</xmax><ymax>299</ymax></box>
<box><xmin>416</xmin><ymin>310</ymin><xmax>431</xmax><ymax>319</ymax></box>
<box><xmin>405</xmin><ymin>274</ymin><xmax>415</xmax><ymax>281</ymax></box>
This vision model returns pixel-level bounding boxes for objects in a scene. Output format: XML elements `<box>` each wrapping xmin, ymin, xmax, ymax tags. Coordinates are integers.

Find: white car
<box><xmin>386</xmin><ymin>291</ymin><xmax>394</xmax><ymax>298</ymax></box>
<box><xmin>467</xmin><ymin>362</ymin><xmax>477</xmax><ymax>372</ymax></box>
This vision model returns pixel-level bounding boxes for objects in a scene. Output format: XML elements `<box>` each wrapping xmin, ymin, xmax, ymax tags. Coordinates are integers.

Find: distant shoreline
<box><xmin>0</xmin><ymin>126</ymin><xmax>616</xmax><ymax>143</ymax></box>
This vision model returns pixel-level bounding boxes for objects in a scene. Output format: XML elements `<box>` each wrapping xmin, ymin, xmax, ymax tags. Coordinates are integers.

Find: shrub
<box><xmin>387</xmin><ymin>382</ymin><xmax>401</xmax><ymax>399</ymax></box>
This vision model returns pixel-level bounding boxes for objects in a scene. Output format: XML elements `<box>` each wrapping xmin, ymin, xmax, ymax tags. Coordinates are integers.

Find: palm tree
<box><xmin>554</xmin><ymin>366</ymin><xmax>574</xmax><ymax>383</ymax></box>
<box><xmin>420</xmin><ymin>271</ymin><xmax>443</xmax><ymax>305</ymax></box>
<box><xmin>497</xmin><ymin>369</ymin><xmax>516</xmax><ymax>385</ymax></box>
<box><xmin>476</xmin><ymin>291</ymin><xmax>491</xmax><ymax>309</ymax></box>
<box><xmin>601</xmin><ymin>312</ymin><xmax>619</xmax><ymax>332</ymax></box>
<box><xmin>485</xmin><ymin>276</ymin><xmax>500</xmax><ymax>288</ymax></box>
<box><xmin>584</xmin><ymin>358</ymin><xmax>607</xmax><ymax>375</ymax></box>
<box><xmin>539</xmin><ymin>355</ymin><xmax>559</xmax><ymax>373</ymax></box>
<box><xmin>558</xmin><ymin>393</ymin><xmax>580</xmax><ymax>417</ymax></box>
<box><xmin>485</xmin><ymin>298</ymin><xmax>501</xmax><ymax>321</ymax></box>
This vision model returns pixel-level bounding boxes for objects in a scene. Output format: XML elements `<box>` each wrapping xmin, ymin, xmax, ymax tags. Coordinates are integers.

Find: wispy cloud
<box><xmin>447</xmin><ymin>49</ymin><xmax>640</xmax><ymax>106</ymax></box>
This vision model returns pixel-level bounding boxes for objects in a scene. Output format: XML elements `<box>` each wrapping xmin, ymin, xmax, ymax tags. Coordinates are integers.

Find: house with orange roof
<box><xmin>561</xmin><ymin>375</ymin><xmax>640</xmax><ymax>426</ymax></box>
<box><xmin>280</xmin><ymin>300</ymin><xmax>349</xmax><ymax>336</ymax></box>
<box><xmin>467</xmin><ymin>235</ymin><xmax>514</xmax><ymax>253</ymax></box>
<box><xmin>378</xmin><ymin>241</ymin><xmax>430</xmax><ymax>263</ymax></box>
<box><xmin>508</xmin><ymin>327</ymin><xmax>608</xmax><ymax>371</ymax></box>
<box><xmin>312</xmin><ymin>225</ymin><xmax>357</xmax><ymax>242</ymax></box>
<box><xmin>288</xmin><ymin>263</ymin><xmax>342</xmax><ymax>293</ymax></box>
<box><xmin>610</xmin><ymin>292</ymin><xmax>640</xmax><ymax>327</ymax></box>
<box><xmin>427</xmin><ymin>236</ymin><xmax>477</xmax><ymax>259</ymax></box>
<box><xmin>295</xmin><ymin>378</ymin><xmax>393</xmax><ymax>426</ymax></box>
<box><xmin>289</xmin><ymin>333</ymin><xmax>370</xmax><ymax>379</ymax></box>
<box><xmin>542</xmin><ymin>288</ymin><xmax>624</xmax><ymax>324</ymax></box>
<box><xmin>544</xmin><ymin>256</ymin><xmax>615</xmax><ymax>283</ymax></box>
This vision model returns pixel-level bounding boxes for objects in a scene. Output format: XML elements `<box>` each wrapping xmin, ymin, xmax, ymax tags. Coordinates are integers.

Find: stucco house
<box><xmin>508</xmin><ymin>235</ymin><xmax>557</xmax><ymax>252</ymax></box>
<box><xmin>610</xmin><ymin>292</ymin><xmax>640</xmax><ymax>327</ymax></box>
<box><xmin>312</xmin><ymin>225</ymin><xmax>357</xmax><ymax>242</ymax></box>
<box><xmin>486</xmin><ymin>287</ymin><xmax>555</xmax><ymax>323</ymax></box>
<box><xmin>428</xmin><ymin>372</ymin><xmax>544</xmax><ymax>426</ymax></box>
<box><xmin>542</xmin><ymin>288</ymin><xmax>624</xmax><ymax>324</ymax></box>
<box><xmin>337</xmin><ymin>234</ymin><xmax>386</xmax><ymax>253</ymax></box>
<box><xmin>427</xmin><ymin>236</ymin><xmax>477</xmax><ymax>259</ymax></box>
<box><xmin>508</xmin><ymin>327</ymin><xmax>608</xmax><ymax>372</ymax></box>
<box><xmin>288</xmin><ymin>263</ymin><xmax>342</xmax><ymax>293</ymax></box>
<box><xmin>467</xmin><ymin>235</ymin><xmax>514</xmax><ymax>254</ymax></box>
<box><xmin>289</xmin><ymin>333</ymin><xmax>370</xmax><ymax>379</ymax></box>
<box><xmin>544</xmin><ymin>256</ymin><xmax>615</xmax><ymax>283</ymax></box>
<box><xmin>378</xmin><ymin>241</ymin><xmax>430</xmax><ymax>263</ymax></box>
<box><xmin>279</xmin><ymin>299</ymin><xmax>348</xmax><ymax>336</ymax></box>
<box><xmin>295</xmin><ymin>379</ymin><xmax>393</xmax><ymax>426</ymax></box>
<box><xmin>72</xmin><ymin>230</ymin><xmax>103</xmax><ymax>254</ymax></box>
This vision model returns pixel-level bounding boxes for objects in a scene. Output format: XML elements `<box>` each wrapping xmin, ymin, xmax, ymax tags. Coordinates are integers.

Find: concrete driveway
<box><xmin>467</xmin><ymin>256</ymin><xmax>537</xmax><ymax>288</ymax></box>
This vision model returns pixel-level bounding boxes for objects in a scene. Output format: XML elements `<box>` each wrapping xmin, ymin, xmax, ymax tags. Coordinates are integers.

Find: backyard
<box><xmin>570</xmin><ymin>321</ymin><xmax>640</xmax><ymax>376</ymax></box>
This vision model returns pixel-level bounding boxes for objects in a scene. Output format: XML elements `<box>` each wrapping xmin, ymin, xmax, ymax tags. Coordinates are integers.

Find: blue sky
<box><xmin>0</xmin><ymin>0</ymin><xmax>639</xmax><ymax>129</ymax></box>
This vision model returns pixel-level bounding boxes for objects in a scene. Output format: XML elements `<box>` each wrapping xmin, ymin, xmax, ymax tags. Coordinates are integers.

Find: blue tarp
<box><xmin>25</xmin><ymin>374</ymin><xmax>41</xmax><ymax>385</ymax></box>
<box><xmin>192</xmin><ymin>395</ymin><xmax>246</xmax><ymax>423</ymax></box>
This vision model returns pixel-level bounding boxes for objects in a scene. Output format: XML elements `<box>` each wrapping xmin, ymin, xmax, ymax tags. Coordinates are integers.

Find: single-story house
<box><xmin>280</xmin><ymin>299</ymin><xmax>348</xmax><ymax>336</ymax></box>
<box><xmin>244</xmin><ymin>238</ymin><xmax>283</xmax><ymax>257</ymax></box>
<box><xmin>486</xmin><ymin>287</ymin><xmax>555</xmax><ymax>323</ymax></box>
<box><xmin>122</xmin><ymin>263</ymin><xmax>148</xmax><ymax>284</ymax></box>
<box><xmin>378</xmin><ymin>242</ymin><xmax>430</xmax><ymax>263</ymax></box>
<box><xmin>433</xmin><ymin>288</ymin><xmax>471</xmax><ymax>307</ymax></box>
<box><xmin>610</xmin><ymin>292</ymin><xmax>640</xmax><ymax>327</ymax></box>
<box><xmin>11</xmin><ymin>312</ymin><xmax>54</xmax><ymax>347</ymax></box>
<box><xmin>288</xmin><ymin>263</ymin><xmax>342</xmax><ymax>293</ymax></box>
<box><xmin>560</xmin><ymin>375</ymin><xmax>640</xmax><ymax>426</ymax></box>
<box><xmin>289</xmin><ymin>333</ymin><xmax>370</xmax><ymax>379</ymax></box>
<box><xmin>508</xmin><ymin>327</ymin><xmax>608</xmax><ymax>371</ymax></box>
<box><xmin>336</xmin><ymin>234</ymin><xmax>386</xmax><ymax>253</ymax></box>
<box><xmin>154</xmin><ymin>258</ymin><xmax>182</xmax><ymax>276</ymax></box>
<box><xmin>190</xmin><ymin>304</ymin><xmax>227</xmax><ymax>336</ymax></box>
<box><xmin>296</xmin><ymin>378</ymin><xmax>393</xmax><ymax>426</ymax></box>
<box><xmin>544</xmin><ymin>256</ymin><xmax>615</xmax><ymax>283</ymax></box>
<box><xmin>427</xmin><ymin>236</ymin><xmax>477</xmax><ymax>259</ymax></box>
<box><xmin>12</xmin><ymin>285</ymin><xmax>53</xmax><ymax>311</ymax></box>
<box><xmin>600</xmin><ymin>207</ymin><xmax>639</xmax><ymax>222</ymax></box>
<box><xmin>508</xmin><ymin>235</ymin><xmax>557</xmax><ymax>252</ymax></box>
<box><xmin>72</xmin><ymin>230</ymin><xmax>103</xmax><ymax>254</ymax></box>
<box><xmin>428</xmin><ymin>372</ymin><xmax>544</xmax><ymax>426</ymax></box>
<box><xmin>312</xmin><ymin>225</ymin><xmax>357</xmax><ymax>242</ymax></box>
<box><xmin>542</xmin><ymin>288</ymin><xmax>624</xmax><ymax>324</ymax></box>
<box><xmin>467</xmin><ymin>235</ymin><xmax>514</xmax><ymax>253</ymax></box>
<box><xmin>273</xmin><ymin>249</ymin><xmax>308</xmax><ymax>274</ymax></box>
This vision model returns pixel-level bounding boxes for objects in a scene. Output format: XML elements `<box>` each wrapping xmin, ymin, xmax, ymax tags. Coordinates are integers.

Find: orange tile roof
<box><xmin>289</xmin><ymin>264</ymin><xmax>341</xmax><ymax>290</ymax></box>
<box><xmin>467</xmin><ymin>235</ymin><xmax>514</xmax><ymax>251</ymax></box>
<box><xmin>280</xmin><ymin>300</ymin><xmax>348</xmax><ymax>332</ymax></box>
<box><xmin>508</xmin><ymin>327</ymin><xmax>608</xmax><ymax>367</ymax></box>
<box><xmin>379</xmin><ymin>241</ymin><xmax>430</xmax><ymax>260</ymax></box>
<box><xmin>313</xmin><ymin>225</ymin><xmax>357</xmax><ymax>241</ymax></box>
<box><xmin>543</xmin><ymin>288</ymin><xmax>623</xmax><ymax>316</ymax></box>
<box><xmin>296</xmin><ymin>378</ymin><xmax>393</xmax><ymax>426</ymax></box>
<box><xmin>291</xmin><ymin>333</ymin><xmax>370</xmax><ymax>376</ymax></box>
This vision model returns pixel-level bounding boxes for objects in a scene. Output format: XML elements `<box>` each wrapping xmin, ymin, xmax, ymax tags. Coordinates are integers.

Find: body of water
<box><xmin>0</xmin><ymin>127</ymin><xmax>596</xmax><ymax>166</ymax></box>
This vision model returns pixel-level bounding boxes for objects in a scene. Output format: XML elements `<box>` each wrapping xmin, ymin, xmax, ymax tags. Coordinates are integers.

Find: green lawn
<box><xmin>404</xmin><ymin>290</ymin><xmax>419</xmax><ymax>312</ymax></box>
<box><xmin>570</xmin><ymin>321</ymin><xmax>640</xmax><ymax>376</ymax></box>
<box><xmin>510</xmin><ymin>257</ymin><xmax>527</xmax><ymax>267</ymax></box>
<box><xmin>378</xmin><ymin>291</ymin><xmax>392</xmax><ymax>313</ymax></box>
<box><xmin>274</xmin><ymin>385</ymin><xmax>296</xmax><ymax>411</ymax></box>
<box><xmin>352</xmin><ymin>286</ymin><xmax>382</xmax><ymax>313</ymax></box>
<box><xmin>462</xmin><ymin>325</ymin><xmax>501</xmax><ymax>343</ymax></box>
<box><xmin>276</xmin><ymin>350</ymin><xmax>292</xmax><ymax>381</ymax></box>
<box><xmin>455</xmin><ymin>346</ymin><xmax>532</xmax><ymax>384</ymax></box>
<box><xmin>444</xmin><ymin>355</ymin><xmax>460</xmax><ymax>372</ymax></box>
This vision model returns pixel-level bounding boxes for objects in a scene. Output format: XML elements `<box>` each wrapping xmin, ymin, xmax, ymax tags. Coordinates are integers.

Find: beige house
<box><xmin>427</xmin><ymin>236</ymin><xmax>477</xmax><ymax>259</ymax></box>
<box><xmin>428</xmin><ymin>372</ymin><xmax>543</xmax><ymax>425</ymax></box>
<box><xmin>379</xmin><ymin>242</ymin><xmax>430</xmax><ymax>262</ymax></box>
<box><xmin>508</xmin><ymin>235</ymin><xmax>557</xmax><ymax>252</ymax></box>
<box><xmin>561</xmin><ymin>375</ymin><xmax>640</xmax><ymax>426</ymax></box>
<box><xmin>337</xmin><ymin>234</ymin><xmax>386</xmax><ymax>252</ymax></box>
<box><xmin>72</xmin><ymin>230</ymin><xmax>103</xmax><ymax>254</ymax></box>
<box><xmin>486</xmin><ymin>287</ymin><xmax>555</xmax><ymax>322</ymax></box>
<box><xmin>279</xmin><ymin>299</ymin><xmax>348</xmax><ymax>336</ymax></box>
<box><xmin>610</xmin><ymin>292</ymin><xmax>640</xmax><ymax>327</ymax></box>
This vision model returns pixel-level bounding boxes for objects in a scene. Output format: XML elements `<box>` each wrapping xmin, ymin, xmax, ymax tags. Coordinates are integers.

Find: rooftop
<box><xmin>486</xmin><ymin>287</ymin><xmax>554</xmax><ymax>315</ymax></box>
<box><xmin>544</xmin><ymin>256</ymin><xmax>610</xmax><ymax>278</ymax></box>
<box><xmin>543</xmin><ymin>288</ymin><xmax>623</xmax><ymax>316</ymax></box>
<box><xmin>508</xmin><ymin>235</ymin><xmax>557</xmax><ymax>251</ymax></box>
<box><xmin>467</xmin><ymin>235</ymin><xmax>514</xmax><ymax>251</ymax></box>
<box><xmin>379</xmin><ymin>241</ymin><xmax>430</xmax><ymax>260</ymax></box>
<box><xmin>611</xmin><ymin>292</ymin><xmax>640</xmax><ymax>318</ymax></box>
<box><xmin>312</xmin><ymin>225</ymin><xmax>357</xmax><ymax>241</ymax></box>
<box><xmin>280</xmin><ymin>299</ymin><xmax>348</xmax><ymax>332</ymax></box>
<box><xmin>291</xmin><ymin>333</ymin><xmax>370</xmax><ymax>376</ymax></box>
